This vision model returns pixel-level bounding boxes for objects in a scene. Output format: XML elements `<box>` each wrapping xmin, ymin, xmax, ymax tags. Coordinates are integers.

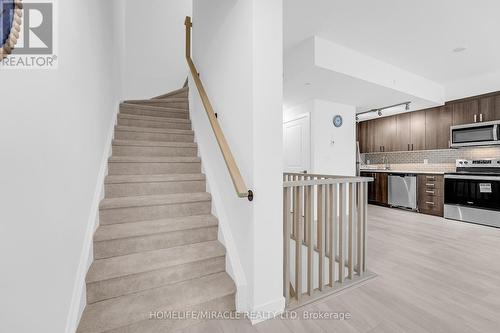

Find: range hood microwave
<box><xmin>450</xmin><ymin>120</ymin><xmax>500</xmax><ymax>148</ymax></box>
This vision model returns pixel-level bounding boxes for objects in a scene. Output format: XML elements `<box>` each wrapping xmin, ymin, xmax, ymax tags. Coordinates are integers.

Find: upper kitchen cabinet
<box><xmin>425</xmin><ymin>106</ymin><xmax>452</xmax><ymax>150</ymax></box>
<box><xmin>479</xmin><ymin>94</ymin><xmax>500</xmax><ymax>122</ymax></box>
<box><xmin>359</xmin><ymin>117</ymin><xmax>395</xmax><ymax>153</ymax></box>
<box><xmin>358</xmin><ymin>121</ymin><xmax>370</xmax><ymax>153</ymax></box>
<box><xmin>395</xmin><ymin>111</ymin><xmax>425</xmax><ymax>151</ymax></box>
<box><xmin>378</xmin><ymin>116</ymin><xmax>396</xmax><ymax>152</ymax></box>
<box><xmin>451</xmin><ymin>99</ymin><xmax>479</xmax><ymax>125</ymax></box>
<box><xmin>410</xmin><ymin>111</ymin><xmax>426</xmax><ymax>151</ymax></box>
<box><xmin>395</xmin><ymin>113</ymin><xmax>411</xmax><ymax>151</ymax></box>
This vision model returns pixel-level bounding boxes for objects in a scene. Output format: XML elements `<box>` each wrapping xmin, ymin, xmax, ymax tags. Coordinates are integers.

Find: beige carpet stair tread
<box><xmin>112</xmin><ymin>139</ymin><xmax>197</xmax><ymax>148</ymax></box>
<box><xmin>105</xmin><ymin>173</ymin><xmax>205</xmax><ymax>184</ymax></box>
<box><xmin>108</xmin><ymin>156</ymin><xmax>200</xmax><ymax>164</ymax></box>
<box><xmin>118</xmin><ymin>113</ymin><xmax>191</xmax><ymax>123</ymax></box>
<box><xmin>87</xmin><ymin>240</ymin><xmax>225</xmax><ymax>283</ymax></box>
<box><xmin>100</xmin><ymin>192</ymin><xmax>210</xmax><ymax>210</ymax></box>
<box><xmin>94</xmin><ymin>214</ymin><xmax>217</xmax><ymax>242</ymax></box>
<box><xmin>125</xmin><ymin>97</ymin><xmax>188</xmax><ymax>104</ymax></box>
<box><xmin>115</xmin><ymin>125</ymin><xmax>193</xmax><ymax>135</ymax></box>
<box><xmin>77</xmin><ymin>272</ymin><xmax>235</xmax><ymax>333</ymax></box>
<box><xmin>120</xmin><ymin>102</ymin><xmax>188</xmax><ymax>112</ymax></box>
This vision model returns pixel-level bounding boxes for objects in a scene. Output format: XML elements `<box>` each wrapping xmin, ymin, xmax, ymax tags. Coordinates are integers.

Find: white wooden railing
<box><xmin>283</xmin><ymin>173</ymin><xmax>374</xmax><ymax>308</ymax></box>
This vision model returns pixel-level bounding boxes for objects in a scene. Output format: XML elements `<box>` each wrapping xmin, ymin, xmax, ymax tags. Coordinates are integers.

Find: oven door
<box><xmin>444</xmin><ymin>174</ymin><xmax>500</xmax><ymax>211</ymax></box>
<box><xmin>450</xmin><ymin>123</ymin><xmax>499</xmax><ymax>147</ymax></box>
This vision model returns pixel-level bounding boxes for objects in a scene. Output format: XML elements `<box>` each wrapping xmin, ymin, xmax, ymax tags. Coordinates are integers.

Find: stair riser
<box><xmin>112</xmin><ymin>145</ymin><xmax>198</xmax><ymax>157</ymax></box>
<box><xmin>103</xmin><ymin>294</ymin><xmax>235</xmax><ymax>333</ymax></box>
<box><xmin>120</xmin><ymin>107</ymin><xmax>189</xmax><ymax>119</ymax></box>
<box><xmin>100</xmin><ymin>201</ymin><xmax>211</xmax><ymax>224</ymax></box>
<box><xmin>114</xmin><ymin>130</ymin><xmax>194</xmax><ymax>143</ymax></box>
<box><xmin>108</xmin><ymin>162</ymin><xmax>201</xmax><ymax>175</ymax></box>
<box><xmin>117</xmin><ymin>117</ymin><xmax>191</xmax><ymax>130</ymax></box>
<box><xmin>105</xmin><ymin>180</ymin><xmax>206</xmax><ymax>198</ymax></box>
<box><xmin>87</xmin><ymin>256</ymin><xmax>225</xmax><ymax>304</ymax></box>
<box><xmin>94</xmin><ymin>226</ymin><xmax>219</xmax><ymax>259</ymax></box>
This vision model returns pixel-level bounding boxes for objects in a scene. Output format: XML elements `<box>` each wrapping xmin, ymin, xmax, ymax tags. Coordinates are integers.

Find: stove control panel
<box><xmin>456</xmin><ymin>159</ymin><xmax>500</xmax><ymax>168</ymax></box>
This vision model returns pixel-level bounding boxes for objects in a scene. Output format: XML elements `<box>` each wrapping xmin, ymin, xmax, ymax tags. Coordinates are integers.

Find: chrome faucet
<box><xmin>382</xmin><ymin>156</ymin><xmax>390</xmax><ymax>170</ymax></box>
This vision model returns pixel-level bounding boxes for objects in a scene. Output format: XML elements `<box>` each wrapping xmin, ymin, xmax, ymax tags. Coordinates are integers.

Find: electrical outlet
<box><xmin>423</xmin><ymin>159</ymin><xmax>429</xmax><ymax>164</ymax></box>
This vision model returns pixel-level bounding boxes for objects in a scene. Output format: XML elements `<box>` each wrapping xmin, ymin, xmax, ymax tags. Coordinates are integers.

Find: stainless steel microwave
<box><xmin>450</xmin><ymin>120</ymin><xmax>500</xmax><ymax>148</ymax></box>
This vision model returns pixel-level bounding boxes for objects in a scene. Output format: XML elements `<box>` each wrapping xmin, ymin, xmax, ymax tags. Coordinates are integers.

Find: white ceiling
<box><xmin>284</xmin><ymin>0</ymin><xmax>500</xmax><ymax>84</ymax></box>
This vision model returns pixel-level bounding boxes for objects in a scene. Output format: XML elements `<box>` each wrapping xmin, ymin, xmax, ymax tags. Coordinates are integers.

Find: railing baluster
<box><xmin>357</xmin><ymin>182</ymin><xmax>364</xmax><ymax>275</ymax></box>
<box><xmin>283</xmin><ymin>187</ymin><xmax>291</xmax><ymax>304</ymax></box>
<box><xmin>317</xmin><ymin>184</ymin><xmax>325</xmax><ymax>291</ymax></box>
<box><xmin>325</xmin><ymin>184</ymin><xmax>330</xmax><ymax>258</ymax></box>
<box><xmin>294</xmin><ymin>186</ymin><xmax>303</xmax><ymax>301</ymax></box>
<box><xmin>348</xmin><ymin>183</ymin><xmax>355</xmax><ymax>279</ymax></box>
<box><xmin>338</xmin><ymin>183</ymin><xmax>345</xmax><ymax>283</ymax></box>
<box><xmin>363</xmin><ymin>182</ymin><xmax>368</xmax><ymax>273</ymax></box>
<box><xmin>328</xmin><ymin>184</ymin><xmax>335</xmax><ymax>287</ymax></box>
<box><xmin>306</xmin><ymin>185</ymin><xmax>314</xmax><ymax>296</ymax></box>
<box><xmin>303</xmin><ymin>175</ymin><xmax>308</xmax><ymax>246</ymax></box>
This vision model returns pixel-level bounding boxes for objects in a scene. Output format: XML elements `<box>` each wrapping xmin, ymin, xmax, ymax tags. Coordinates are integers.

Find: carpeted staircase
<box><xmin>77</xmin><ymin>86</ymin><xmax>236</xmax><ymax>333</ymax></box>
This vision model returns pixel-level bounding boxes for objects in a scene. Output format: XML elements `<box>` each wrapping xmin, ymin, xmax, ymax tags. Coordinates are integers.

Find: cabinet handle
<box><xmin>426</xmin><ymin>201</ymin><xmax>435</xmax><ymax>205</ymax></box>
<box><xmin>426</xmin><ymin>183</ymin><xmax>435</xmax><ymax>187</ymax></box>
<box><xmin>480</xmin><ymin>113</ymin><xmax>483</xmax><ymax>122</ymax></box>
<box><xmin>474</xmin><ymin>114</ymin><xmax>477</xmax><ymax>123</ymax></box>
<box><xmin>426</xmin><ymin>176</ymin><xmax>436</xmax><ymax>180</ymax></box>
<box><xmin>412</xmin><ymin>144</ymin><xmax>414</xmax><ymax>151</ymax></box>
<box><xmin>426</xmin><ymin>190</ymin><xmax>435</xmax><ymax>194</ymax></box>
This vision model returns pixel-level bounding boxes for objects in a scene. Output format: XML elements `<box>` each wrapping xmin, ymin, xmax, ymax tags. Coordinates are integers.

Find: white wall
<box><xmin>284</xmin><ymin>99</ymin><xmax>357</xmax><ymax>176</ymax></box>
<box><xmin>445</xmin><ymin>70</ymin><xmax>500</xmax><ymax>101</ymax></box>
<box><xmin>0</xmin><ymin>1</ymin><xmax>121</xmax><ymax>332</ymax></box>
<box><xmin>191</xmin><ymin>0</ymin><xmax>284</xmax><ymax>320</ymax></box>
<box><xmin>119</xmin><ymin>0</ymin><xmax>192</xmax><ymax>100</ymax></box>
<box><xmin>311</xmin><ymin>100</ymin><xmax>356</xmax><ymax>176</ymax></box>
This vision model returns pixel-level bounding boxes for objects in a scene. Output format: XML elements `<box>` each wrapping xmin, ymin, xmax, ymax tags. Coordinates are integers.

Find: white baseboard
<box><xmin>249</xmin><ymin>297</ymin><xmax>286</xmax><ymax>325</ymax></box>
<box><xmin>64</xmin><ymin>107</ymin><xmax>118</xmax><ymax>333</ymax></box>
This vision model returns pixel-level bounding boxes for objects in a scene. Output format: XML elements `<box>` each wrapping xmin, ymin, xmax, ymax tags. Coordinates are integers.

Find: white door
<box><xmin>283</xmin><ymin>114</ymin><xmax>311</xmax><ymax>173</ymax></box>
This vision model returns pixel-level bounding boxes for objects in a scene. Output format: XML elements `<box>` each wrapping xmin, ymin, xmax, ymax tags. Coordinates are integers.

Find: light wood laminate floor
<box><xmin>179</xmin><ymin>205</ymin><xmax>500</xmax><ymax>333</ymax></box>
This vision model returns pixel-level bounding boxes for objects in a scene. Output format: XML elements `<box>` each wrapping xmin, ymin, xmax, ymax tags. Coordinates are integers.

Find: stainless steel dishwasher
<box><xmin>388</xmin><ymin>174</ymin><xmax>417</xmax><ymax>210</ymax></box>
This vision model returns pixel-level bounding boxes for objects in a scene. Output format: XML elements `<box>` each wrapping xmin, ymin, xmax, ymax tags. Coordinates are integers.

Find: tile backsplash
<box><xmin>362</xmin><ymin>146</ymin><xmax>500</xmax><ymax>165</ymax></box>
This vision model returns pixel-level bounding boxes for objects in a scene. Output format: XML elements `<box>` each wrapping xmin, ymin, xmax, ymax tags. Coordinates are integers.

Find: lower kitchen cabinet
<box><xmin>417</xmin><ymin>174</ymin><xmax>444</xmax><ymax>217</ymax></box>
<box><xmin>361</xmin><ymin>172</ymin><xmax>388</xmax><ymax>206</ymax></box>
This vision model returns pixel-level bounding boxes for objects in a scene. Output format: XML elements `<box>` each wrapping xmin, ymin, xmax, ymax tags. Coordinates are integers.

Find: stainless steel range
<box><xmin>444</xmin><ymin>159</ymin><xmax>500</xmax><ymax>228</ymax></box>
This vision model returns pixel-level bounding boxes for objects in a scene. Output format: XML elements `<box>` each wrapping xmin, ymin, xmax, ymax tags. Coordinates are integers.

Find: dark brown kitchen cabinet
<box><xmin>361</xmin><ymin>172</ymin><xmax>388</xmax><ymax>206</ymax></box>
<box><xmin>417</xmin><ymin>174</ymin><xmax>444</xmax><ymax>217</ymax></box>
<box><xmin>395</xmin><ymin>111</ymin><xmax>425</xmax><ymax>151</ymax></box>
<box><xmin>410</xmin><ymin>111</ymin><xmax>426</xmax><ymax>150</ymax></box>
<box><xmin>395</xmin><ymin>113</ymin><xmax>411</xmax><ymax>151</ymax></box>
<box><xmin>357</xmin><ymin>121</ymin><xmax>369</xmax><ymax>153</ymax></box>
<box><xmin>479</xmin><ymin>94</ymin><xmax>500</xmax><ymax>122</ymax></box>
<box><xmin>452</xmin><ymin>99</ymin><xmax>480</xmax><ymax>125</ymax></box>
<box><xmin>425</xmin><ymin>106</ymin><xmax>452</xmax><ymax>150</ymax></box>
<box><xmin>378</xmin><ymin>116</ymin><xmax>396</xmax><ymax>152</ymax></box>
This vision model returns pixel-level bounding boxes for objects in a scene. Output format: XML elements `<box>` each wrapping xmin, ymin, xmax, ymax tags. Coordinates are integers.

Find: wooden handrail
<box><xmin>184</xmin><ymin>16</ymin><xmax>253</xmax><ymax>201</ymax></box>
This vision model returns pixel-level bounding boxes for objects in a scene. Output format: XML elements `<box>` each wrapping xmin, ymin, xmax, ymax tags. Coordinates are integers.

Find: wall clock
<box><xmin>0</xmin><ymin>0</ymin><xmax>23</xmax><ymax>60</ymax></box>
<box><xmin>333</xmin><ymin>115</ymin><xmax>343</xmax><ymax>128</ymax></box>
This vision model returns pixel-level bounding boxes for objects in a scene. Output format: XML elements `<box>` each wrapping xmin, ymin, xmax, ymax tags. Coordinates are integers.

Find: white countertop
<box><xmin>360</xmin><ymin>169</ymin><xmax>447</xmax><ymax>175</ymax></box>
